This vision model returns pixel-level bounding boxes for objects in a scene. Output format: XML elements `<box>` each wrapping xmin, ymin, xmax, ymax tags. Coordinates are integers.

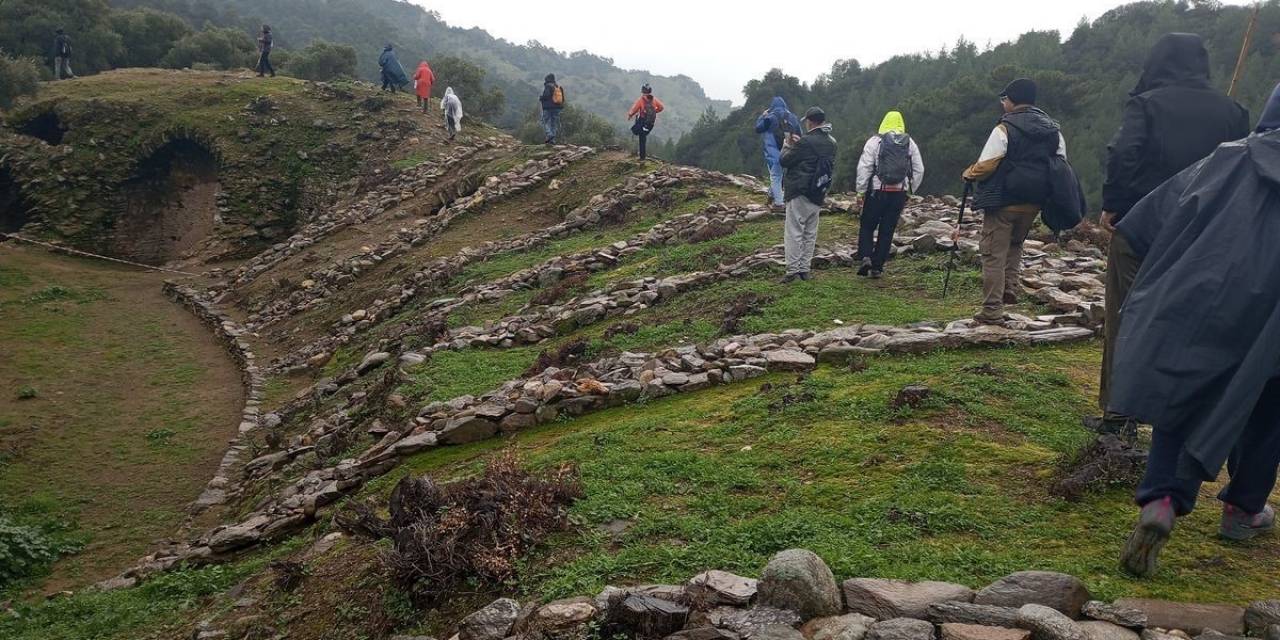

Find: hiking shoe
<box><xmin>869</xmin><ymin>269</ymin><xmax>883</xmax><ymax>279</ymax></box>
<box><xmin>798</xmin><ymin>272</ymin><xmax>812</xmax><ymax>281</ymax></box>
<box><xmin>857</xmin><ymin>258</ymin><xmax>873</xmax><ymax>277</ymax></box>
<box><xmin>1003</xmin><ymin>292</ymin><xmax>1019</xmax><ymax>305</ymax></box>
<box><xmin>771</xmin><ymin>204</ymin><xmax>786</xmax><ymax>214</ymax></box>
<box><xmin>973</xmin><ymin>311</ymin><xmax>1005</xmax><ymax>325</ymax></box>
<box><xmin>780</xmin><ymin>273</ymin><xmax>802</xmax><ymax>284</ymax></box>
<box><xmin>1082</xmin><ymin>415</ymin><xmax>1140</xmax><ymax>439</ymax></box>
<box><xmin>1220</xmin><ymin>504</ymin><xmax>1276</xmax><ymax>541</ymax></box>
<box><xmin>1121</xmin><ymin>496</ymin><xmax>1176</xmax><ymax>578</ymax></box>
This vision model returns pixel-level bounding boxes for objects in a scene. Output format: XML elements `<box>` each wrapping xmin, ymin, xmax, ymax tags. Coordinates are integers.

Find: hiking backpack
<box><xmin>874</xmin><ymin>133</ymin><xmax>913</xmax><ymax>186</ymax></box>
<box><xmin>808</xmin><ymin>154</ymin><xmax>836</xmax><ymax>204</ymax></box>
<box><xmin>641</xmin><ymin>99</ymin><xmax>657</xmax><ymax>127</ymax></box>
<box><xmin>552</xmin><ymin>85</ymin><xmax>565</xmax><ymax>106</ymax></box>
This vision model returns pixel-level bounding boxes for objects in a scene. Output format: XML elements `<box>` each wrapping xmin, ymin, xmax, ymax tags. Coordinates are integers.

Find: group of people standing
<box><xmin>759</xmin><ymin>32</ymin><xmax>1280</xmax><ymax>579</ymax></box>
<box><xmin>538</xmin><ymin>74</ymin><xmax>666</xmax><ymax>160</ymax></box>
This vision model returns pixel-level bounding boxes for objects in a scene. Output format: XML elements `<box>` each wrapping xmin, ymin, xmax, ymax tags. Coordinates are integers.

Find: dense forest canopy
<box><xmin>674</xmin><ymin>0</ymin><xmax>1280</xmax><ymax>207</ymax></box>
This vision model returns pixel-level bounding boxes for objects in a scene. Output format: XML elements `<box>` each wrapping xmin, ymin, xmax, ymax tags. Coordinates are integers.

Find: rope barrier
<box><xmin>0</xmin><ymin>232</ymin><xmax>201</xmax><ymax>277</ymax></box>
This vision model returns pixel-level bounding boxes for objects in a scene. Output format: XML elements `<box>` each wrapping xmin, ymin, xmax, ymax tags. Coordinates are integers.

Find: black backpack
<box><xmin>641</xmin><ymin>99</ymin><xmax>657</xmax><ymax>127</ymax></box>
<box><xmin>874</xmin><ymin>133</ymin><xmax>912</xmax><ymax>186</ymax></box>
<box><xmin>808</xmin><ymin>154</ymin><xmax>835</xmax><ymax>204</ymax></box>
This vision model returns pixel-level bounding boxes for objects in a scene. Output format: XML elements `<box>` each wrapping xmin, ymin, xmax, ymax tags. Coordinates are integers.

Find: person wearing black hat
<box><xmin>962</xmin><ymin>77</ymin><xmax>1066</xmax><ymax>324</ymax></box>
<box><xmin>53</xmin><ymin>28</ymin><xmax>75</xmax><ymax>80</ymax></box>
<box><xmin>778</xmin><ymin>106</ymin><xmax>838</xmax><ymax>283</ymax></box>
<box><xmin>1088</xmin><ymin>33</ymin><xmax>1250</xmax><ymax>438</ymax></box>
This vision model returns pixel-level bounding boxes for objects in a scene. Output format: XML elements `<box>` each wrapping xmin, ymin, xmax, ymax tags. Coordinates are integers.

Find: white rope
<box><xmin>0</xmin><ymin>233</ymin><xmax>201</xmax><ymax>277</ymax></box>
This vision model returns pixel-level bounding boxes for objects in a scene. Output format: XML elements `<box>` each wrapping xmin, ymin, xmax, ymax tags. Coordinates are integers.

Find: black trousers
<box><xmin>257</xmin><ymin>51</ymin><xmax>274</xmax><ymax>76</ymax></box>
<box><xmin>1137</xmin><ymin>377</ymin><xmax>1280</xmax><ymax>515</ymax></box>
<box><xmin>637</xmin><ymin>132</ymin><xmax>648</xmax><ymax>159</ymax></box>
<box><xmin>857</xmin><ymin>190</ymin><xmax>908</xmax><ymax>270</ymax></box>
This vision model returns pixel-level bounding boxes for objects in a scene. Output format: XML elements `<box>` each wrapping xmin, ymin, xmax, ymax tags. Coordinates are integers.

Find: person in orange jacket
<box><xmin>413</xmin><ymin>61</ymin><xmax>435</xmax><ymax>112</ymax></box>
<box><xmin>627</xmin><ymin>84</ymin><xmax>665</xmax><ymax>160</ymax></box>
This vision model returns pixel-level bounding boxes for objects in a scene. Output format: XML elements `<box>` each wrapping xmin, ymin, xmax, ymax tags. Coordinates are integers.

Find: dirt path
<box><xmin>0</xmin><ymin>245</ymin><xmax>244</xmax><ymax>594</ymax></box>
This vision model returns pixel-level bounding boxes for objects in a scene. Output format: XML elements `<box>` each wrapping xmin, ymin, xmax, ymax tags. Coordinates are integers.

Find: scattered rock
<box><xmin>976</xmin><ymin>572</ymin><xmax>1091</xmax><ymax>618</ymax></box>
<box><xmin>890</xmin><ymin>385</ymin><xmax>932</xmax><ymax>410</ymax></box>
<box><xmin>757</xmin><ymin>549</ymin><xmax>843</xmax><ymax>621</ymax></box>
<box><xmin>1019</xmin><ymin>604</ymin><xmax>1086</xmax><ymax>640</ymax></box>
<box><xmin>927</xmin><ymin>603</ymin><xmax>1023</xmax><ymax>629</ymax></box>
<box><xmin>802</xmin><ymin>614</ymin><xmax>876</xmax><ymax>640</ymax></box>
<box><xmin>459</xmin><ymin>598</ymin><xmax>521</xmax><ymax>640</ymax></box>
<box><xmin>690</xmin><ymin>570</ymin><xmax>759</xmax><ymax>606</ymax></box>
<box><xmin>1114</xmin><ymin>599</ymin><xmax>1244</xmax><ymax>636</ymax></box>
<box><xmin>755</xmin><ymin>626</ymin><xmax>807</xmax><ymax>640</ymax></box>
<box><xmin>356</xmin><ymin>351</ymin><xmax>391</xmax><ymax>374</ymax></box>
<box><xmin>1246</xmin><ymin>602</ymin><xmax>1280</xmax><ymax>637</ymax></box>
<box><xmin>842</xmin><ymin>578</ymin><xmax>974</xmax><ymax>619</ymax></box>
<box><xmin>867</xmin><ymin>618</ymin><xmax>936</xmax><ymax>640</ymax></box>
<box><xmin>668</xmin><ymin>629</ymin><xmax>743</xmax><ymax>640</ymax></box>
<box><xmin>941</xmin><ymin>624</ymin><xmax>1031</xmax><ymax>640</ymax></box>
<box><xmin>607</xmin><ymin>594</ymin><xmax>690</xmax><ymax>639</ymax></box>
<box><xmin>708</xmin><ymin>607</ymin><xmax>804</xmax><ymax>637</ymax></box>
<box><xmin>1082</xmin><ymin>602</ymin><xmax>1147</xmax><ymax>629</ymax></box>
<box><xmin>1078</xmin><ymin>622</ymin><xmax>1139</xmax><ymax>640</ymax></box>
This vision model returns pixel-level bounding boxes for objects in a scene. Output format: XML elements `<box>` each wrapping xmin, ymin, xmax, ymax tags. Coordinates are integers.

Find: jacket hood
<box><xmin>545</xmin><ymin>74</ymin><xmax>556</xmax><ymax>84</ymax></box>
<box><xmin>444</xmin><ymin>87</ymin><xmax>455</xmax><ymax>97</ymax></box>
<box><xmin>384</xmin><ymin>44</ymin><xmax>394</xmax><ymax>51</ymax></box>
<box><xmin>417</xmin><ymin>61</ymin><xmax>430</xmax><ymax>69</ymax></box>
<box><xmin>1004</xmin><ymin>107</ymin><xmax>1060</xmax><ymax>140</ymax></box>
<box><xmin>1256</xmin><ymin>82</ymin><xmax>1280</xmax><ymax>133</ymax></box>
<box><xmin>1247</xmin><ymin>130</ymin><xmax>1280</xmax><ymax>186</ymax></box>
<box><xmin>769</xmin><ymin>96</ymin><xmax>789</xmax><ymax>113</ymax></box>
<box><xmin>1132</xmin><ymin>33</ymin><xmax>1211</xmax><ymax>96</ymax></box>
<box><xmin>878</xmin><ymin>111</ymin><xmax>906</xmax><ymax>135</ymax></box>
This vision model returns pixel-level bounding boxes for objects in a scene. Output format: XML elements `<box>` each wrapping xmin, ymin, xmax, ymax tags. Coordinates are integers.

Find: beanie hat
<box><xmin>1000</xmin><ymin>78</ymin><xmax>1038</xmax><ymax>105</ymax></box>
<box><xmin>804</xmin><ymin>106</ymin><xmax>826</xmax><ymax>123</ymax></box>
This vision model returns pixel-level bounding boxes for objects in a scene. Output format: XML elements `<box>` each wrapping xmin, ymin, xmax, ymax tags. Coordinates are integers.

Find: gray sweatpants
<box><xmin>784</xmin><ymin>195</ymin><xmax>821</xmax><ymax>275</ymax></box>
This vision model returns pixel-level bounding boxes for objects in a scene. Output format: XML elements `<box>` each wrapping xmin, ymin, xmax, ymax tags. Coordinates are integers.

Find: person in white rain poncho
<box><xmin>441</xmin><ymin>87</ymin><xmax>464</xmax><ymax>141</ymax></box>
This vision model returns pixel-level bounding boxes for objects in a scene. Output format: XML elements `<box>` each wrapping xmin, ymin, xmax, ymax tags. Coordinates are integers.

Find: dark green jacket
<box><xmin>780</xmin><ymin>122</ymin><xmax>836</xmax><ymax>203</ymax></box>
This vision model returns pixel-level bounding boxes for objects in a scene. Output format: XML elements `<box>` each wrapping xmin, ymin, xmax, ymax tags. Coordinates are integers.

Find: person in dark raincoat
<box><xmin>379</xmin><ymin>44</ymin><xmax>409</xmax><ymax>93</ymax></box>
<box><xmin>1090</xmin><ymin>33</ymin><xmax>1250</xmax><ymax>437</ymax></box>
<box><xmin>1114</xmin><ymin>83</ymin><xmax>1280</xmax><ymax>578</ymax></box>
<box><xmin>755</xmin><ymin>96</ymin><xmax>803</xmax><ymax>212</ymax></box>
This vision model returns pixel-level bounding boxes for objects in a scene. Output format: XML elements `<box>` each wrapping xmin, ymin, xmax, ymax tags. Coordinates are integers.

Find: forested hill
<box><xmin>674</xmin><ymin>0</ymin><xmax>1280</xmax><ymax>205</ymax></box>
<box><xmin>108</xmin><ymin>0</ymin><xmax>730</xmax><ymax>138</ymax></box>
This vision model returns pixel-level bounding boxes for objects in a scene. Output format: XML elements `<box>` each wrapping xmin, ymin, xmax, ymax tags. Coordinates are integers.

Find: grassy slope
<box><xmin>0</xmin><ymin>246</ymin><xmax>244</xmax><ymax>595</ymax></box>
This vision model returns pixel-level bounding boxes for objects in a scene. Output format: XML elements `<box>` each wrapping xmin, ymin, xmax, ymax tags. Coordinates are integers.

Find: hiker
<box><xmin>627</xmin><ymin>84</ymin><xmax>665</xmax><ymax>160</ymax></box>
<box><xmin>778</xmin><ymin>107</ymin><xmax>837</xmax><ymax>284</ymax></box>
<box><xmin>413</xmin><ymin>60</ymin><xmax>435</xmax><ymax>111</ymax></box>
<box><xmin>256</xmin><ymin>25</ymin><xmax>275</xmax><ymax>78</ymax></box>
<box><xmin>1089</xmin><ymin>33</ymin><xmax>1250</xmax><ymax>437</ymax></box>
<box><xmin>961</xmin><ymin>78</ymin><xmax>1067</xmax><ymax>324</ymax></box>
<box><xmin>539</xmin><ymin>73</ymin><xmax>565</xmax><ymax>144</ymax></box>
<box><xmin>1114</xmin><ymin>83</ymin><xmax>1280</xmax><ymax>578</ymax></box>
<box><xmin>379</xmin><ymin>44</ymin><xmax>409</xmax><ymax>93</ymax></box>
<box><xmin>441</xmin><ymin>87</ymin><xmax>464</xmax><ymax>141</ymax></box>
<box><xmin>52</xmin><ymin>28</ymin><xmax>75</xmax><ymax>80</ymax></box>
<box><xmin>854</xmin><ymin>110</ymin><xmax>925</xmax><ymax>279</ymax></box>
<box><xmin>755</xmin><ymin>97</ymin><xmax>803</xmax><ymax>213</ymax></box>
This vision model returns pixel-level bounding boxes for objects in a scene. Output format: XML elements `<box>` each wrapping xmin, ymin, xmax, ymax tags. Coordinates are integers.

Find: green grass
<box><xmin>375</xmin><ymin>343</ymin><xmax>1280</xmax><ymax>606</ymax></box>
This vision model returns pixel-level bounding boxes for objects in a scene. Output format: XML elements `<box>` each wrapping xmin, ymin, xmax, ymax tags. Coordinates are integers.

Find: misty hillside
<box><xmin>674</xmin><ymin>0</ymin><xmax>1280</xmax><ymax>205</ymax></box>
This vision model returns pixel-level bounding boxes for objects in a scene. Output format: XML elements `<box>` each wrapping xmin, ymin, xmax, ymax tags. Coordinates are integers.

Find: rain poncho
<box><xmin>441</xmin><ymin>87</ymin><xmax>464</xmax><ymax>130</ymax></box>
<box><xmin>413</xmin><ymin>61</ymin><xmax>435</xmax><ymax>99</ymax></box>
<box><xmin>878</xmin><ymin>111</ymin><xmax>906</xmax><ymax>135</ymax></box>
<box><xmin>379</xmin><ymin>45</ymin><xmax>408</xmax><ymax>87</ymax></box>
<box><xmin>755</xmin><ymin>96</ymin><xmax>802</xmax><ymax>166</ymax></box>
<box><xmin>1110</xmin><ymin>125</ymin><xmax>1280</xmax><ymax>482</ymax></box>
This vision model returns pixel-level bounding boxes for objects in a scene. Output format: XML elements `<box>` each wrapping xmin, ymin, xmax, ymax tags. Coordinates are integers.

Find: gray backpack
<box><xmin>875</xmin><ymin>132</ymin><xmax>913</xmax><ymax>186</ymax></box>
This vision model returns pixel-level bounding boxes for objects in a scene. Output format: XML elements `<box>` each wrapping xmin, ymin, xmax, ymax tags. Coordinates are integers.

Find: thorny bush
<box><xmin>338</xmin><ymin>451</ymin><xmax>583</xmax><ymax>606</ymax></box>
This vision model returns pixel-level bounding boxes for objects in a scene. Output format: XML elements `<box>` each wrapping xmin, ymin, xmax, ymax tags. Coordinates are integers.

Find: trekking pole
<box><xmin>942</xmin><ymin>181</ymin><xmax>974</xmax><ymax>298</ymax></box>
<box><xmin>1228</xmin><ymin>3</ymin><xmax>1261</xmax><ymax>99</ymax></box>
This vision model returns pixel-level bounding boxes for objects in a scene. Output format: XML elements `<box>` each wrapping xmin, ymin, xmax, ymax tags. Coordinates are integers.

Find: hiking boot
<box><xmin>798</xmin><ymin>272</ymin><xmax>812</xmax><ymax>281</ymax></box>
<box><xmin>869</xmin><ymin>269</ymin><xmax>884</xmax><ymax>279</ymax></box>
<box><xmin>1120</xmin><ymin>496</ymin><xmax>1176</xmax><ymax>578</ymax></box>
<box><xmin>1082</xmin><ymin>415</ymin><xmax>1139</xmax><ymax>439</ymax></box>
<box><xmin>771</xmin><ymin>204</ymin><xmax>786</xmax><ymax>214</ymax></box>
<box><xmin>780</xmin><ymin>273</ymin><xmax>802</xmax><ymax>285</ymax></box>
<box><xmin>1003</xmin><ymin>292</ymin><xmax>1019</xmax><ymax>305</ymax></box>
<box><xmin>857</xmin><ymin>258</ymin><xmax>873</xmax><ymax>277</ymax></box>
<box><xmin>1220</xmin><ymin>504</ymin><xmax>1275</xmax><ymax>541</ymax></box>
<box><xmin>973</xmin><ymin>311</ymin><xmax>1005</xmax><ymax>325</ymax></box>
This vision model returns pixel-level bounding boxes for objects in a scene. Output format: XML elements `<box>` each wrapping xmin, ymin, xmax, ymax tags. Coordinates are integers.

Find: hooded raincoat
<box><xmin>1111</xmin><ymin>124</ymin><xmax>1280</xmax><ymax>482</ymax></box>
<box><xmin>1103</xmin><ymin>33</ymin><xmax>1250</xmax><ymax>218</ymax></box>
<box><xmin>855</xmin><ymin>111</ymin><xmax>925</xmax><ymax>193</ymax></box>
<box><xmin>755</xmin><ymin>97</ymin><xmax>802</xmax><ymax>205</ymax></box>
<box><xmin>441</xmin><ymin>87</ymin><xmax>464</xmax><ymax>133</ymax></box>
<box><xmin>413</xmin><ymin>61</ymin><xmax>435</xmax><ymax>100</ymax></box>
<box><xmin>379</xmin><ymin>46</ymin><xmax>409</xmax><ymax>89</ymax></box>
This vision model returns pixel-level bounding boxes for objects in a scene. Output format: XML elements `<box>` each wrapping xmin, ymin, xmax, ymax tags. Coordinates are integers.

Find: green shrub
<box><xmin>161</xmin><ymin>26</ymin><xmax>254</xmax><ymax>70</ymax></box>
<box><xmin>0</xmin><ymin>51</ymin><xmax>40</xmax><ymax>110</ymax></box>
<box><xmin>0</xmin><ymin>515</ymin><xmax>75</xmax><ymax>590</ymax></box>
<box><xmin>284</xmin><ymin>40</ymin><xmax>357</xmax><ymax>81</ymax></box>
<box><xmin>517</xmin><ymin>104</ymin><xmax>619</xmax><ymax>147</ymax></box>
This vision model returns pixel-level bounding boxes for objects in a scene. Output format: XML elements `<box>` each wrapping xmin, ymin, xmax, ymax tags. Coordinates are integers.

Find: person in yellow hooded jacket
<box><xmin>854</xmin><ymin>111</ymin><xmax>925</xmax><ymax>278</ymax></box>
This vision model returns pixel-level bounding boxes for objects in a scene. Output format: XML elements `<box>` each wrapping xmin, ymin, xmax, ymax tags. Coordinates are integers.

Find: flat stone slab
<box><xmin>941</xmin><ymin>624</ymin><xmax>1031</xmax><ymax>640</ymax></box>
<box><xmin>928</xmin><ymin>603</ymin><xmax>1023</xmax><ymax>629</ymax></box>
<box><xmin>1114</xmin><ymin>599</ymin><xmax>1245</xmax><ymax>636</ymax></box>
<box><xmin>976</xmin><ymin>572</ymin><xmax>1091</xmax><ymax>618</ymax></box>
<box><xmin>1079</xmin><ymin>622</ymin><xmax>1139</xmax><ymax>640</ymax></box>
<box><xmin>843</xmin><ymin>578</ymin><xmax>974</xmax><ymax>620</ymax></box>
<box><xmin>867</xmin><ymin>618</ymin><xmax>936</xmax><ymax>640</ymax></box>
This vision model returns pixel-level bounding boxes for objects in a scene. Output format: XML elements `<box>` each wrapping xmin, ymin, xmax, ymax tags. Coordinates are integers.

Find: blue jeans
<box><xmin>767</xmin><ymin>160</ymin><xmax>784</xmax><ymax>205</ymax></box>
<box><xmin>541</xmin><ymin>109</ymin><xmax>561</xmax><ymax>142</ymax></box>
<box><xmin>1137</xmin><ymin>377</ymin><xmax>1280</xmax><ymax>516</ymax></box>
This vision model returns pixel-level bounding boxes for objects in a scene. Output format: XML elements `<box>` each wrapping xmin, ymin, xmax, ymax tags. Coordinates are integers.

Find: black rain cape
<box><xmin>1110</xmin><ymin>130</ymin><xmax>1280</xmax><ymax>481</ymax></box>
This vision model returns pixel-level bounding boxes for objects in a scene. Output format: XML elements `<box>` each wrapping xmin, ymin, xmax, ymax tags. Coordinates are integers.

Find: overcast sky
<box><xmin>415</xmin><ymin>0</ymin><xmax>1248</xmax><ymax>104</ymax></box>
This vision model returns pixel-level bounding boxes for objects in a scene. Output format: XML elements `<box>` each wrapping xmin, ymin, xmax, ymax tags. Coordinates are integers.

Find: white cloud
<box><xmin>414</xmin><ymin>0</ymin><xmax>1249</xmax><ymax>105</ymax></box>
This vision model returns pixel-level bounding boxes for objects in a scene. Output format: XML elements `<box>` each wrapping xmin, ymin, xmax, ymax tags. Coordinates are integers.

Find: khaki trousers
<box><xmin>1100</xmin><ymin>232</ymin><xmax>1143</xmax><ymax>413</ymax></box>
<box><xmin>979</xmin><ymin>207</ymin><xmax>1037</xmax><ymax>315</ymax></box>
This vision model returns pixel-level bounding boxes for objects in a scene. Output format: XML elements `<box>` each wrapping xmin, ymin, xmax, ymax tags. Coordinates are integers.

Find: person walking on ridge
<box><xmin>855</xmin><ymin>110</ymin><xmax>925</xmax><ymax>279</ymax></box>
<box><xmin>962</xmin><ymin>78</ymin><xmax>1067</xmax><ymax>324</ymax></box>
<box><xmin>413</xmin><ymin>60</ymin><xmax>436</xmax><ymax>112</ymax></box>
<box><xmin>540</xmin><ymin>73</ymin><xmax>565</xmax><ymax>144</ymax></box>
<box><xmin>1089</xmin><ymin>33</ymin><xmax>1250</xmax><ymax>438</ymax></box>
<box><xmin>256</xmin><ymin>25</ymin><xmax>275</xmax><ymax>78</ymax></box>
<box><xmin>1114</xmin><ymin>82</ymin><xmax>1280</xmax><ymax>578</ymax></box>
<box><xmin>379</xmin><ymin>44</ymin><xmax>409</xmax><ymax>93</ymax></box>
<box><xmin>756</xmin><ymin>97</ymin><xmax>803</xmax><ymax>213</ymax></box>
<box><xmin>53</xmin><ymin>28</ymin><xmax>75</xmax><ymax>80</ymax></box>
<box><xmin>628</xmin><ymin>84</ymin><xmax>665</xmax><ymax>161</ymax></box>
<box><xmin>779</xmin><ymin>106</ymin><xmax>837</xmax><ymax>284</ymax></box>
<box><xmin>441</xmin><ymin>87</ymin><xmax>464</xmax><ymax>142</ymax></box>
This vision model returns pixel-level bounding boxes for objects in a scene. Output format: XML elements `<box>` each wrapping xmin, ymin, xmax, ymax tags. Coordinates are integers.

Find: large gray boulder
<box><xmin>1019</xmin><ymin>604</ymin><xmax>1087</xmax><ymax>640</ymax></box>
<box><xmin>975</xmin><ymin>572</ymin><xmax>1091</xmax><ymax>618</ymax></box>
<box><xmin>843</xmin><ymin>578</ymin><xmax>975</xmax><ymax>619</ymax></box>
<box><xmin>459</xmin><ymin>598</ymin><xmax>521</xmax><ymax>640</ymax></box>
<box><xmin>757</xmin><ymin>550</ymin><xmax>842</xmax><ymax>621</ymax></box>
<box><xmin>866</xmin><ymin>618</ymin><xmax>936</xmax><ymax>640</ymax></box>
